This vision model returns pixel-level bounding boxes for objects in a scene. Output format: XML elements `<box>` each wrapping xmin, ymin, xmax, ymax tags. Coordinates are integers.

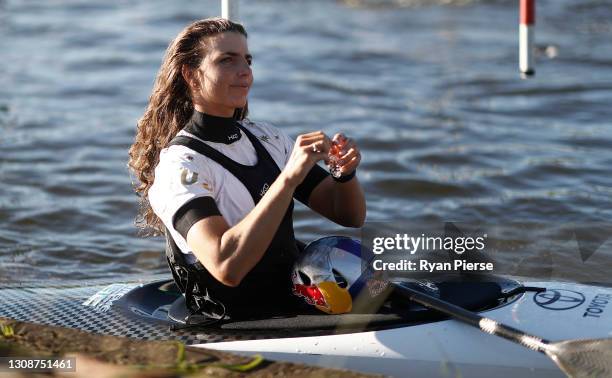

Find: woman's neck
<box><xmin>194</xmin><ymin>104</ymin><xmax>234</xmax><ymax>118</ymax></box>
<box><xmin>185</xmin><ymin>109</ymin><xmax>241</xmax><ymax>144</ymax></box>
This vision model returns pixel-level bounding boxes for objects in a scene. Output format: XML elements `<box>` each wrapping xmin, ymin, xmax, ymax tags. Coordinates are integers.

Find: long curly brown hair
<box><xmin>128</xmin><ymin>17</ymin><xmax>248</xmax><ymax>236</ymax></box>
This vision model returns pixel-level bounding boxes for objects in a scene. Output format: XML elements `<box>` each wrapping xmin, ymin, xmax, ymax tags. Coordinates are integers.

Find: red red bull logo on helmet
<box><xmin>292</xmin><ymin>283</ymin><xmax>327</xmax><ymax>307</ymax></box>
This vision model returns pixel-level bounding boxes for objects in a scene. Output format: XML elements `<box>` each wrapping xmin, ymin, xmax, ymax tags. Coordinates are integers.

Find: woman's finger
<box><xmin>332</xmin><ymin>133</ymin><xmax>347</xmax><ymax>145</ymax></box>
<box><xmin>340</xmin><ymin>147</ymin><xmax>359</xmax><ymax>161</ymax></box>
<box><xmin>307</xmin><ymin>140</ymin><xmax>330</xmax><ymax>155</ymax></box>
<box><xmin>308</xmin><ymin>147</ymin><xmax>329</xmax><ymax>162</ymax></box>
<box><xmin>339</xmin><ymin>138</ymin><xmax>356</xmax><ymax>154</ymax></box>
<box><xmin>299</xmin><ymin>130</ymin><xmax>327</xmax><ymax>140</ymax></box>
<box><xmin>340</xmin><ymin>154</ymin><xmax>360</xmax><ymax>174</ymax></box>
<box><xmin>299</xmin><ymin>133</ymin><xmax>331</xmax><ymax>147</ymax></box>
<box><xmin>297</xmin><ymin>130</ymin><xmax>326</xmax><ymax>141</ymax></box>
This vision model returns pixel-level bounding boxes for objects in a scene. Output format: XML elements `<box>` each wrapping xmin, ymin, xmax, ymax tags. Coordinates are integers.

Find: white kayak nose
<box><xmin>201</xmin><ymin>281</ymin><xmax>612</xmax><ymax>378</ymax></box>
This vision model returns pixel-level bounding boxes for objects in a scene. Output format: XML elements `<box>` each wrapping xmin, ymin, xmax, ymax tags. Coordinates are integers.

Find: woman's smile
<box><xmin>231</xmin><ymin>84</ymin><xmax>250</xmax><ymax>91</ymax></box>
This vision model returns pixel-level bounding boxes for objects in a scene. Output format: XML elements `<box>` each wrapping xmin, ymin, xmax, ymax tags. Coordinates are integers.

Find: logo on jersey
<box><xmin>180</xmin><ymin>168</ymin><xmax>198</xmax><ymax>185</ymax></box>
<box><xmin>259</xmin><ymin>135</ymin><xmax>270</xmax><ymax>143</ymax></box>
<box><xmin>260</xmin><ymin>183</ymin><xmax>270</xmax><ymax>197</ymax></box>
<box><xmin>228</xmin><ymin>133</ymin><xmax>239</xmax><ymax>141</ymax></box>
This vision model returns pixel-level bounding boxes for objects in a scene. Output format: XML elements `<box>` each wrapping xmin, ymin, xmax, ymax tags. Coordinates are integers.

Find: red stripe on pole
<box><xmin>520</xmin><ymin>0</ymin><xmax>535</xmax><ymax>25</ymax></box>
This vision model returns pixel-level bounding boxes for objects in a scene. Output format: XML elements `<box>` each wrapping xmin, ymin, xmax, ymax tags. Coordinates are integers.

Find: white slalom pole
<box><xmin>222</xmin><ymin>0</ymin><xmax>239</xmax><ymax>21</ymax></box>
<box><xmin>519</xmin><ymin>0</ymin><xmax>535</xmax><ymax>77</ymax></box>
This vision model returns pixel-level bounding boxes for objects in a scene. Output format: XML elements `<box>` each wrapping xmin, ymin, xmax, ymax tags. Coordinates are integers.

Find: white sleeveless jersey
<box><xmin>148</xmin><ymin>120</ymin><xmax>295</xmax><ymax>256</ymax></box>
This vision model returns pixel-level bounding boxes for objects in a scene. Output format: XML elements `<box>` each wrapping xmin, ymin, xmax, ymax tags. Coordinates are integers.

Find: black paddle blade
<box><xmin>546</xmin><ymin>338</ymin><xmax>612</xmax><ymax>378</ymax></box>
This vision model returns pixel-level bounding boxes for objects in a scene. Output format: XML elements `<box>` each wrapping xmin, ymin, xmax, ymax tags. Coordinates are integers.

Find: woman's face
<box><xmin>190</xmin><ymin>32</ymin><xmax>253</xmax><ymax>117</ymax></box>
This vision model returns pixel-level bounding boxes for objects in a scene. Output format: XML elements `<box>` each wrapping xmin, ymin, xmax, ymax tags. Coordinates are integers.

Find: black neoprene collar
<box><xmin>184</xmin><ymin>110</ymin><xmax>242</xmax><ymax>144</ymax></box>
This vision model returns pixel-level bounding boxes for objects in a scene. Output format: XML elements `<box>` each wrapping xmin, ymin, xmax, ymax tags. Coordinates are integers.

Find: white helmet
<box><xmin>291</xmin><ymin>236</ymin><xmax>365</xmax><ymax>314</ymax></box>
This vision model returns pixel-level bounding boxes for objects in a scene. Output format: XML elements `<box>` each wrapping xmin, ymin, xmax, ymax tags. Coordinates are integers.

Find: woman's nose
<box><xmin>237</xmin><ymin>59</ymin><xmax>252</xmax><ymax>77</ymax></box>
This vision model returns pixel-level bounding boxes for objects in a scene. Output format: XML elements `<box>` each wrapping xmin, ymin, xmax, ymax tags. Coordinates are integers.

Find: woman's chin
<box><xmin>232</xmin><ymin>97</ymin><xmax>248</xmax><ymax>108</ymax></box>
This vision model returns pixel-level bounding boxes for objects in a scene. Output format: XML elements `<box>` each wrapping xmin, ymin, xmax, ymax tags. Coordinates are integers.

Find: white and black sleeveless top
<box><xmin>148</xmin><ymin>111</ymin><xmax>328</xmax><ymax>258</ymax></box>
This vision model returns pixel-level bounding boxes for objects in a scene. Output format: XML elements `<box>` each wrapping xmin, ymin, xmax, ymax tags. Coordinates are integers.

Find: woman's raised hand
<box><xmin>330</xmin><ymin>133</ymin><xmax>361</xmax><ymax>176</ymax></box>
<box><xmin>282</xmin><ymin>131</ymin><xmax>331</xmax><ymax>187</ymax></box>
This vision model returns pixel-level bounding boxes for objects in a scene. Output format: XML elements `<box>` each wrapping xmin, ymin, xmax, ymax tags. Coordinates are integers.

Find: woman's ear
<box><xmin>181</xmin><ymin>64</ymin><xmax>195</xmax><ymax>90</ymax></box>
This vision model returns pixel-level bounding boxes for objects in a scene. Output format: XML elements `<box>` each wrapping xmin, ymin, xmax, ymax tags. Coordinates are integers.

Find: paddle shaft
<box><xmin>393</xmin><ymin>283</ymin><xmax>550</xmax><ymax>352</ymax></box>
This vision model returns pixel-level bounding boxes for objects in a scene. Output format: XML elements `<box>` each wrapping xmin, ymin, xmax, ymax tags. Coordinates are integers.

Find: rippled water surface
<box><xmin>1</xmin><ymin>0</ymin><xmax>611</xmax><ymax>284</ymax></box>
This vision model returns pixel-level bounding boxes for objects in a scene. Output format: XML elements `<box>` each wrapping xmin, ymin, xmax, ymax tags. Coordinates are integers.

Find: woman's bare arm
<box><xmin>307</xmin><ymin>174</ymin><xmax>366</xmax><ymax>228</ymax></box>
<box><xmin>185</xmin><ymin>131</ymin><xmax>330</xmax><ymax>287</ymax></box>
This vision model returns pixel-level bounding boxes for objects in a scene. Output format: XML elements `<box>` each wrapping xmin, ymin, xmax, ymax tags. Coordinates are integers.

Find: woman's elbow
<box><xmin>340</xmin><ymin>212</ymin><xmax>366</xmax><ymax>228</ymax></box>
<box><xmin>355</xmin><ymin>217</ymin><xmax>366</xmax><ymax>228</ymax></box>
<box><xmin>218</xmin><ymin>276</ymin><xmax>241</xmax><ymax>288</ymax></box>
<box><xmin>191</xmin><ymin>236</ymin><xmax>244</xmax><ymax>287</ymax></box>
<box><xmin>194</xmin><ymin>252</ymin><xmax>243</xmax><ymax>287</ymax></box>
<box><xmin>212</xmin><ymin>263</ymin><xmax>243</xmax><ymax>287</ymax></box>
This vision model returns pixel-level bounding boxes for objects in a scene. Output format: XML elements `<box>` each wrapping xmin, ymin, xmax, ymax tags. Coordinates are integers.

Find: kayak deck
<box><xmin>0</xmin><ymin>275</ymin><xmax>522</xmax><ymax>344</ymax></box>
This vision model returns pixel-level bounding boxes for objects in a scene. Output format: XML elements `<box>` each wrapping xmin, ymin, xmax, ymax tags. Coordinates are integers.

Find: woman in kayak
<box><xmin>128</xmin><ymin>17</ymin><xmax>366</xmax><ymax>320</ymax></box>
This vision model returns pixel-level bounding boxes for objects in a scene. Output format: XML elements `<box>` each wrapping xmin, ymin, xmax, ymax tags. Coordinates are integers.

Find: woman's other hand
<box><xmin>282</xmin><ymin>131</ymin><xmax>331</xmax><ymax>187</ymax></box>
<box><xmin>331</xmin><ymin>133</ymin><xmax>361</xmax><ymax>176</ymax></box>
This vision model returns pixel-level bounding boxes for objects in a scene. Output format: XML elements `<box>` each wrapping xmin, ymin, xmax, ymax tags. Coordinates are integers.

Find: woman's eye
<box><xmin>219</xmin><ymin>56</ymin><xmax>251</xmax><ymax>66</ymax></box>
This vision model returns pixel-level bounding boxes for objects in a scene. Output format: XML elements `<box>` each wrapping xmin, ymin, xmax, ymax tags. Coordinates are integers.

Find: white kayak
<box><xmin>202</xmin><ymin>280</ymin><xmax>612</xmax><ymax>378</ymax></box>
<box><xmin>1</xmin><ymin>275</ymin><xmax>610</xmax><ymax>377</ymax></box>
